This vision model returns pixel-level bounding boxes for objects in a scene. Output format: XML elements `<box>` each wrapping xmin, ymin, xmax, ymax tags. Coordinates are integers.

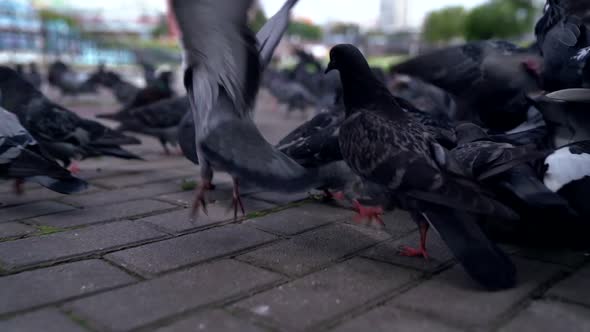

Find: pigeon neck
<box><xmin>339</xmin><ymin>69</ymin><xmax>390</xmax><ymax>116</ymax></box>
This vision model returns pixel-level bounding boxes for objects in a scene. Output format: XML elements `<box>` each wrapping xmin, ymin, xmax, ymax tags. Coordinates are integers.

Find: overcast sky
<box><xmin>53</xmin><ymin>0</ymin><xmax>489</xmax><ymax>27</ymax></box>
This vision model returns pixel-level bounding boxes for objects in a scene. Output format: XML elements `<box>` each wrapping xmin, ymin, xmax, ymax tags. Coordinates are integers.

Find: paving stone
<box><xmin>515</xmin><ymin>248</ymin><xmax>588</xmax><ymax>268</ymax></box>
<box><xmin>0</xmin><ymin>202</ymin><xmax>75</xmax><ymax>223</ymax></box>
<box><xmin>392</xmin><ymin>258</ymin><xmax>563</xmax><ymax>327</ymax></box>
<box><xmin>245</xmin><ymin>203</ymin><xmax>353</xmax><ymax>236</ymax></box>
<box><xmin>61</xmin><ymin>182</ymin><xmax>182</xmax><ymax>207</ymax></box>
<box><xmin>238</xmin><ymin>223</ymin><xmax>389</xmax><ymax>276</ymax></box>
<box><xmin>546</xmin><ymin>266</ymin><xmax>590</xmax><ymax>307</ymax></box>
<box><xmin>0</xmin><ymin>221</ymin><xmax>165</xmax><ymax>269</ymax></box>
<box><xmin>233</xmin><ymin>258</ymin><xmax>420</xmax><ymax>331</ymax></box>
<box><xmin>105</xmin><ymin>224</ymin><xmax>276</xmax><ymax>276</ymax></box>
<box><xmin>0</xmin><ymin>308</ymin><xmax>87</xmax><ymax>332</ymax></box>
<box><xmin>0</xmin><ymin>260</ymin><xmax>135</xmax><ymax>315</ymax></box>
<box><xmin>0</xmin><ymin>222</ymin><xmax>36</xmax><ymax>239</ymax></box>
<box><xmin>500</xmin><ymin>300</ymin><xmax>590</xmax><ymax>332</ymax></box>
<box><xmin>155</xmin><ymin>309</ymin><xmax>266</xmax><ymax>332</ymax></box>
<box><xmin>66</xmin><ymin>260</ymin><xmax>281</xmax><ymax>332</ymax></box>
<box><xmin>30</xmin><ymin>199</ymin><xmax>176</xmax><ymax>228</ymax></box>
<box><xmin>331</xmin><ymin>305</ymin><xmax>461</xmax><ymax>332</ymax></box>
<box><xmin>0</xmin><ymin>189</ymin><xmax>65</xmax><ymax>207</ymax></box>
<box><xmin>248</xmin><ymin>191</ymin><xmax>310</xmax><ymax>205</ymax></box>
<box><xmin>157</xmin><ymin>190</ymin><xmax>275</xmax><ymax>211</ymax></box>
<box><xmin>92</xmin><ymin>169</ymin><xmax>194</xmax><ymax>188</ymax></box>
<box><xmin>362</xmin><ymin>230</ymin><xmax>454</xmax><ymax>272</ymax></box>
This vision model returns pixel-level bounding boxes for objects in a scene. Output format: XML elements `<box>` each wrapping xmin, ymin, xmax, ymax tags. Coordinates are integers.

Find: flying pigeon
<box><xmin>173</xmin><ymin>0</ymin><xmax>341</xmax><ymax>219</ymax></box>
<box><xmin>0</xmin><ymin>66</ymin><xmax>142</xmax><ymax>168</ymax></box>
<box><xmin>326</xmin><ymin>44</ymin><xmax>517</xmax><ymax>290</ymax></box>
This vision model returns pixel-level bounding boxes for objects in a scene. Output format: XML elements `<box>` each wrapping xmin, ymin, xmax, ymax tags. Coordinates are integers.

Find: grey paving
<box><xmin>155</xmin><ymin>309</ymin><xmax>266</xmax><ymax>332</ymax></box>
<box><xmin>232</xmin><ymin>258</ymin><xmax>420</xmax><ymax>331</ymax></box>
<box><xmin>392</xmin><ymin>258</ymin><xmax>564</xmax><ymax>328</ymax></box>
<box><xmin>0</xmin><ymin>308</ymin><xmax>87</xmax><ymax>332</ymax></box>
<box><xmin>30</xmin><ymin>199</ymin><xmax>177</xmax><ymax>228</ymax></box>
<box><xmin>238</xmin><ymin>223</ymin><xmax>390</xmax><ymax>276</ymax></box>
<box><xmin>0</xmin><ymin>221</ymin><xmax>166</xmax><ymax>269</ymax></box>
<box><xmin>0</xmin><ymin>222</ymin><xmax>36</xmax><ymax>240</ymax></box>
<box><xmin>0</xmin><ymin>201</ymin><xmax>75</xmax><ymax>223</ymax></box>
<box><xmin>66</xmin><ymin>260</ymin><xmax>281</xmax><ymax>331</ymax></box>
<box><xmin>0</xmin><ymin>260</ymin><xmax>135</xmax><ymax>315</ymax></box>
<box><xmin>105</xmin><ymin>224</ymin><xmax>276</xmax><ymax>276</ymax></box>
<box><xmin>500</xmin><ymin>300</ymin><xmax>590</xmax><ymax>332</ymax></box>
<box><xmin>546</xmin><ymin>266</ymin><xmax>590</xmax><ymax>307</ymax></box>
<box><xmin>61</xmin><ymin>182</ymin><xmax>183</xmax><ymax>207</ymax></box>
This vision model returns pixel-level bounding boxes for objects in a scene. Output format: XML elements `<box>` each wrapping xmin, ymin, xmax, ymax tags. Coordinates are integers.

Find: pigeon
<box><xmin>0</xmin><ymin>66</ymin><xmax>142</xmax><ymax>168</ymax></box>
<box><xmin>326</xmin><ymin>44</ymin><xmax>517</xmax><ymax>290</ymax></box>
<box><xmin>535</xmin><ymin>0</ymin><xmax>590</xmax><ymax>90</ymax></box>
<box><xmin>0</xmin><ymin>106</ymin><xmax>87</xmax><ymax>194</ymax></box>
<box><xmin>94</xmin><ymin>70</ymin><xmax>141</xmax><ymax>105</ymax></box>
<box><xmin>543</xmin><ymin>140</ymin><xmax>590</xmax><ymax>218</ymax></box>
<box><xmin>47</xmin><ymin>61</ymin><xmax>98</xmax><ymax>97</ymax></box>
<box><xmin>99</xmin><ymin>69</ymin><xmax>175</xmax><ymax>120</ymax></box>
<box><xmin>262</xmin><ymin>69</ymin><xmax>319</xmax><ymax>115</ymax></box>
<box><xmin>174</xmin><ymin>0</ymin><xmax>341</xmax><ymax>219</ymax></box>
<box><xmin>387</xmin><ymin>73</ymin><xmax>458</xmax><ymax>120</ymax></box>
<box><xmin>530</xmin><ymin>88</ymin><xmax>590</xmax><ymax>147</ymax></box>
<box><xmin>391</xmin><ymin>40</ymin><xmax>542</xmax><ymax>131</ymax></box>
<box><xmin>27</xmin><ymin>63</ymin><xmax>43</xmax><ymax>90</ymax></box>
<box><xmin>101</xmin><ymin>96</ymin><xmax>190</xmax><ymax>155</ymax></box>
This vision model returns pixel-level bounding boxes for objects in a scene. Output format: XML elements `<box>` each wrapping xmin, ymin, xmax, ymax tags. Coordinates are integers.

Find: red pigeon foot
<box><xmin>191</xmin><ymin>180</ymin><xmax>212</xmax><ymax>218</ymax></box>
<box><xmin>67</xmin><ymin>163</ymin><xmax>81</xmax><ymax>174</ymax></box>
<box><xmin>398</xmin><ymin>222</ymin><xmax>430</xmax><ymax>260</ymax></box>
<box><xmin>352</xmin><ymin>200</ymin><xmax>384</xmax><ymax>228</ymax></box>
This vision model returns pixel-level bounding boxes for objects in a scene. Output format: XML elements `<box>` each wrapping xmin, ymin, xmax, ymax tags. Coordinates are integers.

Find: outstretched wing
<box><xmin>172</xmin><ymin>0</ymin><xmax>260</xmax><ymax>115</ymax></box>
<box><xmin>257</xmin><ymin>0</ymin><xmax>299</xmax><ymax>68</ymax></box>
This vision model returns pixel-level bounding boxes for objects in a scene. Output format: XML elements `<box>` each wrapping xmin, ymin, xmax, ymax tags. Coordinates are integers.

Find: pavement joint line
<box><xmin>99</xmin><ymin>257</ymin><xmax>148</xmax><ymax>282</ymax></box>
<box><xmin>0</xmin><ymin>232</ymin><xmax>173</xmax><ymax>276</ymax></box>
<box><xmin>61</xmin><ymin>308</ymin><xmax>101</xmax><ymax>332</ymax></box>
<box><xmin>359</xmin><ymin>254</ymin><xmax>457</xmax><ymax>275</ymax></box>
<box><xmin>120</xmin><ymin>277</ymin><xmax>289</xmax><ymax>332</ymax></box>
<box><xmin>225</xmin><ymin>306</ymin><xmax>284</xmax><ymax>332</ymax></box>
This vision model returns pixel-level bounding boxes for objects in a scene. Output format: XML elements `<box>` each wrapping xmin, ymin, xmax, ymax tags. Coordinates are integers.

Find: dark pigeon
<box><xmin>391</xmin><ymin>40</ymin><xmax>542</xmax><ymax>131</ymax></box>
<box><xmin>0</xmin><ymin>66</ymin><xmax>141</xmax><ymax>167</ymax></box>
<box><xmin>104</xmin><ymin>96</ymin><xmax>190</xmax><ymax>154</ymax></box>
<box><xmin>0</xmin><ymin>107</ymin><xmax>87</xmax><ymax>194</ymax></box>
<box><xmin>326</xmin><ymin>44</ymin><xmax>517</xmax><ymax>290</ymax></box>
<box><xmin>47</xmin><ymin>61</ymin><xmax>98</xmax><ymax>97</ymax></box>
<box><xmin>93</xmin><ymin>70</ymin><xmax>140</xmax><ymax>105</ymax></box>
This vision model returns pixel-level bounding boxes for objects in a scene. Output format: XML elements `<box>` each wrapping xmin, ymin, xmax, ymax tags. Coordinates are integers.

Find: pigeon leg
<box><xmin>191</xmin><ymin>180</ymin><xmax>211</xmax><ymax>217</ymax></box>
<box><xmin>231</xmin><ymin>177</ymin><xmax>245</xmax><ymax>220</ymax></box>
<box><xmin>13</xmin><ymin>179</ymin><xmax>25</xmax><ymax>195</ymax></box>
<box><xmin>321</xmin><ymin>189</ymin><xmax>346</xmax><ymax>202</ymax></box>
<box><xmin>398</xmin><ymin>221</ymin><xmax>430</xmax><ymax>260</ymax></box>
<box><xmin>352</xmin><ymin>199</ymin><xmax>384</xmax><ymax>228</ymax></box>
<box><xmin>159</xmin><ymin>138</ymin><xmax>171</xmax><ymax>155</ymax></box>
<box><xmin>67</xmin><ymin>163</ymin><xmax>81</xmax><ymax>174</ymax></box>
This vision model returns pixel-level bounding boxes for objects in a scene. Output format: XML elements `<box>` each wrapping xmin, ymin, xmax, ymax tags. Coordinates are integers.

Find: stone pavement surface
<box><xmin>1</xmin><ymin>92</ymin><xmax>589</xmax><ymax>332</ymax></box>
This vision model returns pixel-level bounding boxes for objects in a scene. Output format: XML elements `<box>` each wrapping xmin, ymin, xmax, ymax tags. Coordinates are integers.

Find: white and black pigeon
<box><xmin>531</xmin><ymin>88</ymin><xmax>590</xmax><ymax>147</ymax></box>
<box><xmin>172</xmin><ymin>0</ymin><xmax>344</xmax><ymax>219</ymax></box>
<box><xmin>0</xmin><ymin>106</ymin><xmax>88</xmax><ymax>195</ymax></box>
<box><xmin>0</xmin><ymin>66</ymin><xmax>142</xmax><ymax>169</ymax></box>
<box><xmin>326</xmin><ymin>44</ymin><xmax>518</xmax><ymax>290</ymax></box>
<box><xmin>543</xmin><ymin>140</ymin><xmax>590</xmax><ymax>218</ymax></box>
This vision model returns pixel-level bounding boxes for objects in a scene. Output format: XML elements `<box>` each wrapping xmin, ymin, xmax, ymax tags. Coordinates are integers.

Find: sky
<box><xmin>38</xmin><ymin>0</ymin><xmax>489</xmax><ymax>28</ymax></box>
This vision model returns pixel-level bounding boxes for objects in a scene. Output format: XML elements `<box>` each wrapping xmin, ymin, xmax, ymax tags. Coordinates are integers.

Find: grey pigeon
<box><xmin>326</xmin><ymin>44</ymin><xmax>517</xmax><ymax>290</ymax></box>
<box><xmin>0</xmin><ymin>66</ymin><xmax>142</xmax><ymax>168</ymax></box>
<box><xmin>173</xmin><ymin>0</ymin><xmax>338</xmax><ymax>218</ymax></box>
<box><xmin>0</xmin><ymin>106</ymin><xmax>87</xmax><ymax>194</ymax></box>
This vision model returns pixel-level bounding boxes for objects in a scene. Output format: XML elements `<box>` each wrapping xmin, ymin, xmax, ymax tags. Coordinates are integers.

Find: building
<box><xmin>379</xmin><ymin>0</ymin><xmax>409</xmax><ymax>33</ymax></box>
<box><xmin>0</xmin><ymin>0</ymin><xmax>42</xmax><ymax>58</ymax></box>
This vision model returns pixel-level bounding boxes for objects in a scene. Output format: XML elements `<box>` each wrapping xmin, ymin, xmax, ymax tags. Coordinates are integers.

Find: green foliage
<box><xmin>35</xmin><ymin>225</ymin><xmax>64</xmax><ymax>236</ymax></box>
<box><xmin>329</xmin><ymin>23</ymin><xmax>360</xmax><ymax>35</ymax></box>
<box><xmin>250</xmin><ymin>8</ymin><xmax>268</xmax><ymax>32</ymax></box>
<box><xmin>288</xmin><ymin>21</ymin><xmax>323</xmax><ymax>41</ymax></box>
<box><xmin>422</xmin><ymin>6</ymin><xmax>467</xmax><ymax>43</ymax></box>
<box><xmin>38</xmin><ymin>9</ymin><xmax>79</xmax><ymax>28</ymax></box>
<box><xmin>151</xmin><ymin>15</ymin><xmax>169</xmax><ymax>39</ymax></box>
<box><xmin>464</xmin><ymin>0</ymin><xmax>537</xmax><ymax>41</ymax></box>
<box><xmin>181</xmin><ymin>180</ymin><xmax>197</xmax><ymax>191</ymax></box>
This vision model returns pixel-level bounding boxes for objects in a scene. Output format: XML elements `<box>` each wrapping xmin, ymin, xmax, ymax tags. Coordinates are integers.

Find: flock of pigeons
<box><xmin>1</xmin><ymin>0</ymin><xmax>589</xmax><ymax>291</ymax></box>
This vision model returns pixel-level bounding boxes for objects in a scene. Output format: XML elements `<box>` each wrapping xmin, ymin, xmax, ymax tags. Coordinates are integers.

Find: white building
<box><xmin>379</xmin><ymin>0</ymin><xmax>409</xmax><ymax>33</ymax></box>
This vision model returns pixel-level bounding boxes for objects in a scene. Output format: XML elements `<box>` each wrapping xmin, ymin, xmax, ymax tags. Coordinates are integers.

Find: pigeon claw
<box><xmin>398</xmin><ymin>245</ymin><xmax>430</xmax><ymax>260</ymax></box>
<box><xmin>352</xmin><ymin>200</ymin><xmax>384</xmax><ymax>228</ymax></box>
<box><xmin>190</xmin><ymin>181</ymin><xmax>211</xmax><ymax>219</ymax></box>
<box><xmin>68</xmin><ymin>163</ymin><xmax>81</xmax><ymax>175</ymax></box>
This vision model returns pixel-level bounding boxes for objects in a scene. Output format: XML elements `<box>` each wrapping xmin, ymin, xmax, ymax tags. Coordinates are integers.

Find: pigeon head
<box><xmin>325</xmin><ymin>44</ymin><xmax>371</xmax><ymax>76</ymax></box>
<box><xmin>326</xmin><ymin>44</ymin><xmax>391</xmax><ymax>112</ymax></box>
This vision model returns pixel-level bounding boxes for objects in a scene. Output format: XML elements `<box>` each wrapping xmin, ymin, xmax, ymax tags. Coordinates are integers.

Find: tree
<box><xmin>38</xmin><ymin>9</ymin><xmax>79</xmax><ymax>28</ymax></box>
<box><xmin>422</xmin><ymin>6</ymin><xmax>467</xmax><ymax>43</ymax></box>
<box><xmin>464</xmin><ymin>0</ymin><xmax>537</xmax><ymax>40</ymax></box>
<box><xmin>329</xmin><ymin>23</ymin><xmax>360</xmax><ymax>35</ymax></box>
<box><xmin>151</xmin><ymin>15</ymin><xmax>169</xmax><ymax>39</ymax></box>
<box><xmin>287</xmin><ymin>20</ymin><xmax>322</xmax><ymax>41</ymax></box>
<box><xmin>250</xmin><ymin>8</ymin><xmax>267</xmax><ymax>31</ymax></box>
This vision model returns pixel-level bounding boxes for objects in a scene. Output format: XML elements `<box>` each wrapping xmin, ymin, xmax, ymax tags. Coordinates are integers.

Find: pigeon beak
<box><xmin>325</xmin><ymin>60</ymin><xmax>335</xmax><ymax>74</ymax></box>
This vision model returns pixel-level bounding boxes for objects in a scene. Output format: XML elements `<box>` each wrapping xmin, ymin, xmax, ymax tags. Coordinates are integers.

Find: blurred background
<box><xmin>1</xmin><ymin>0</ymin><xmax>544</xmax><ymax>71</ymax></box>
